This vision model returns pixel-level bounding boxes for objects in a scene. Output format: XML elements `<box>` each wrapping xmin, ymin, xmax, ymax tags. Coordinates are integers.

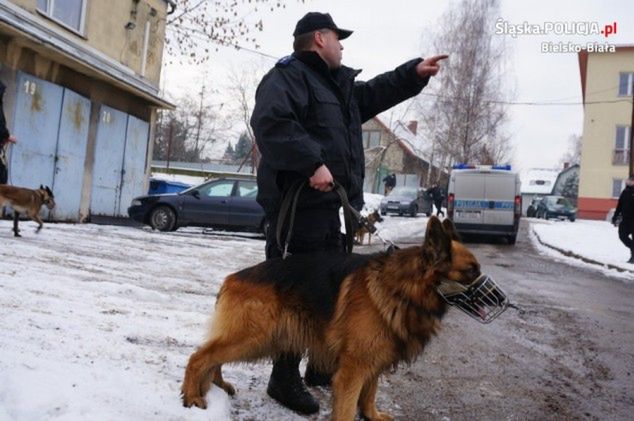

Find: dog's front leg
<box><xmin>12</xmin><ymin>211</ymin><xmax>21</xmax><ymax>237</ymax></box>
<box><xmin>332</xmin><ymin>361</ymin><xmax>366</xmax><ymax>421</ymax></box>
<box><xmin>359</xmin><ymin>376</ymin><xmax>392</xmax><ymax>421</ymax></box>
<box><xmin>31</xmin><ymin>213</ymin><xmax>44</xmax><ymax>233</ymax></box>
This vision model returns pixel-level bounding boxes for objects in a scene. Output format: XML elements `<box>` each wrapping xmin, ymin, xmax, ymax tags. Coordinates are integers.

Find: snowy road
<box><xmin>0</xmin><ymin>216</ymin><xmax>632</xmax><ymax>420</ymax></box>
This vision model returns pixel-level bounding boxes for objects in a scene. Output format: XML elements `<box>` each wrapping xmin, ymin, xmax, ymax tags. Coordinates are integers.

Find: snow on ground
<box><xmin>529</xmin><ymin>218</ymin><xmax>634</xmax><ymax>281</ymax></box>
<box><xmin>0</xmin><ymin>211</ymin><xmax>629</xmax><ymax>420</ymax></box>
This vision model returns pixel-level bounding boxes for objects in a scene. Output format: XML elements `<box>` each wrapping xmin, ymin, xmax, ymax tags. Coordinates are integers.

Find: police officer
<box><xmin>250</xmin><ymin>12</ymin><xmax>447</xmax><ymax>414</ymax></box>
<box><xmin>0</xmin><ymin>80</ymin><xmax>18</xmax><ymax>184</ymax></box>
<box><xmin>613</xmin><ymin>175</ymin><xmax>634</xmax><ymax>263</ymax></box>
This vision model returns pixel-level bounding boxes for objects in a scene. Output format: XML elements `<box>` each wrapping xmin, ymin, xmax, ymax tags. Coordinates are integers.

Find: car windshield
<box><xmin>546</xmin><ymin>196</ymin><xmax>572</xmax><ymax>207</ymax></box>
<box><xmin>388</xmin><ymin>186</ymin><xmax>417</xmax><ymax>198</ymax></box>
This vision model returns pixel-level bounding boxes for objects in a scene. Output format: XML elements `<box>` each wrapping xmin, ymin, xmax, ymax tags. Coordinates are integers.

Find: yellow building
<box><xmin>0</xmin><ymin>0</ymin><xmax>174</xmax><ymax>221</ymax></box>
<box><xmin>578</xmin><ymin>46</ymin><xmax>634</xmax><ymax>220</ymax></box>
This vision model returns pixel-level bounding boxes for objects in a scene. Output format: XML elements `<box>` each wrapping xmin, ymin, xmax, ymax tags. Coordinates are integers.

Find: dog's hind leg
<box><xmin>210</xmin><ymin>365</ymin><xmax>235</xmax><ymax>396</ymax></box>
<box><xmin>359</xmin><ymin>376</ymin><xmax>392</xmax><ymax>421</ymax></box>
<box><xmin>12</xmin><ymin>211</ymin><xmax>21</xmax><ymax>237</ymax></box>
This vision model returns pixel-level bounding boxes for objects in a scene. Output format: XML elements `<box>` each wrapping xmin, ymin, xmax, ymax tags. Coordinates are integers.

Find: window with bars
<box><xmin>362</xmin><ymin>131</ymin><xmax>381</xmax><ymax>149</ymax></box>
<box><xmin>618</xmin><ymin>72</ymin><xmax>634</xmax><ymax>96</ymax></box>
<box><xmin>37</xmin><ymin>0</ymin><xmax>87</xmax><ymax>33</ymax></box>
<box><xmin>613</xmin><ymin>179</ymin><xmax>625</xmax><ymax>198</ymax></box>
<box><xmin>613</xmin><ymin>125</ymin><xmax>631</xmax><ymax>165</ymax></box>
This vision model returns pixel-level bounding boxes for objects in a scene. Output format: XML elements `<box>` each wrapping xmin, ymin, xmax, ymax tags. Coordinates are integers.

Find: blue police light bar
<box><xmin>452</xmin><ymin>163</ymin><xmax>476</xmax><ymax>169</ymax></box>
<box><xmin>492</xmin><ymin>165</ymin><xmax>512</xmax><ymax>170</ymax></box>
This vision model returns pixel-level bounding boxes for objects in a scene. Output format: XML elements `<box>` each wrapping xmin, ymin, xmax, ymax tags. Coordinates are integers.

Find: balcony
<box><xmin>613</xmin><ymin>149</ymin><xmax>630</xmax><ymax>165</ymax></box>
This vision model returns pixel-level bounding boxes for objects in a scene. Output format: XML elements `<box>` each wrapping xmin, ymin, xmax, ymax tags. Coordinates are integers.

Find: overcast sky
<box><xmin>161</xmin><ymin>0</ymin><xmax>633</xmax><ymax>173</ymax></box>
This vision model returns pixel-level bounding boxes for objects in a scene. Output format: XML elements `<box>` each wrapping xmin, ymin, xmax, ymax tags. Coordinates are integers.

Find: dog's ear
<box><xmin>45</xmin><ymin>186</ymin><xmax>53</xmax><ymax>197</ymax></box>
<box><xmin>422</xmin><ymin>216</ymin><xmax>452</xmax><ymax>266</ymax></box>
<box><xmin>40</xmin><ymin>184</ymin><xmax>44</xmax><ymax>190</ymax></box>
<box><xmin>441</xmin><ymin>218</ymin><xmax>461</xmax><ymax>242</ymax></box>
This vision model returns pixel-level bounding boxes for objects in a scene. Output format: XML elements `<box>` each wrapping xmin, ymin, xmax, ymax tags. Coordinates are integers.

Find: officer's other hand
<box><xmin>309</xmin><ymin>164</ymin><xmax>334</xmax><ymax>192</ymax></box>
<box><xmin>417</xmin><ymin>55</ymin><xmax>449</xmax><ymax>78</ymax></box>
<box><xmin>7</xmin><ymin>135</ymin><xmax>17</xmax><ymax>144</ymax></box>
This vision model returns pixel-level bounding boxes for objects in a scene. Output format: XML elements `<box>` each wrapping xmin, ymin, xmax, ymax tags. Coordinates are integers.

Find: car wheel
<box><xmin>149</xmin><ymin>205</ymin><xmax>176</xmax><ymax>232</ymax></box>
<box><xmin>426</xmin><ymin>212</ymin><xmax>432</xmax><ymax>217</ymax></box>
<box><xmin>410</xmin><ymin>205</ymin><xmax>418</xmax><ymax>217</ymax></box>
<box><xmin>380</xmin><ymin>210</ymin><xmax>386</xmax><ymax>216</ymax></box>
<box><xmin>569</xmin><ymin>217</ymin><xmax>576</xmax><ymax>222</ymax></box>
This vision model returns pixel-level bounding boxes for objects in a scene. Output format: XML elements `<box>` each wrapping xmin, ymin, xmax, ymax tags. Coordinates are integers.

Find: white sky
<box><xmin>161</xmin><ymin>0</ymin><xmax>634</xmax><ymax>172</ymax></box>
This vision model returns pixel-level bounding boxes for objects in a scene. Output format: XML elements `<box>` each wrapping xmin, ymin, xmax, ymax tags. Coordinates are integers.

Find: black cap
<box><xmin>293</xmin><ymin>12</ymin><xmax>353</xmax><ymax>40</ymax></box>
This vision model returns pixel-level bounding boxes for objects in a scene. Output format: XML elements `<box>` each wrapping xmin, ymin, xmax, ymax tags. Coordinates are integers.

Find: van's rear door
<box><xmin>453</xmin><ymin>171</ymin><xmax>485</xmax><ymax>224</ymax></box>
<box><xmin>483</xmin><ymin>172</ymin><xmax>515</xmax><ymax>226</ymax></box>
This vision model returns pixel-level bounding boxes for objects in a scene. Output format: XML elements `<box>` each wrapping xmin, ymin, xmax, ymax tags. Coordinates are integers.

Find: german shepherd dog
<box><xmin>181</xmin><ymin>217</ymin><xmax>482</xmax><ymax>420</ymax></box>
<box><xmin>0</xmin><ymin>184</ymin><xmax>55</xmax><ymax>237</ymax></box>
<box><xmin>355</xmin><ymin>209</ymin><xmax>383</xmax><ymax>245</ymax></box>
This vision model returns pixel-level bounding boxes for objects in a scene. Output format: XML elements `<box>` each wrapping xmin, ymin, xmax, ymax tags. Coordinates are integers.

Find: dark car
<box><xmin>379</xmin><ymin>186</ymin><xmax>433</xmax><ymax>217</ymax></box>
<box><xmin>128</xmin><ymin>177</ymin><xmax>266</xmax><ymax>232</ymax></box>
<box><xmin>535</xmin><ymin>195</ymin><xmax>576</xmax><ymax>221</ymax></box>
<box><xmin>526</xmin><ymin>196</ymin><xmax>542</xmax><ymax>217</ymax></box>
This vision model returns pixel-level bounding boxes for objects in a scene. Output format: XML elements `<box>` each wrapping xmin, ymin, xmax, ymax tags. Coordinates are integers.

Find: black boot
<box><xmin>267</xmin><ymin>353</ymin><xmax>319</xmax><ymax>415</ymax></box>
<box><xmin>304</xmin><ymin>364</ymin><xmax>332</xmax><ymax>387</ymax></box>
<box><xmin>628</xmin><ymin>250</ymin><xmax>634</xmax><ymax>264</ymax></box>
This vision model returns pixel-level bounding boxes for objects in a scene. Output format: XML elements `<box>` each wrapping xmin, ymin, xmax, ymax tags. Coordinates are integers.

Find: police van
<box><xmin>447</xmin><ymin>165</ymin><xmax>521</xmax><ymax>244</ymax></box>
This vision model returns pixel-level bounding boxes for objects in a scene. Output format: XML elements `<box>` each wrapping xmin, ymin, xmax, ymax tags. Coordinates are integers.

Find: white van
<box><xmin>447</xmin><ymin>165</ymin><xmax>521</xmax><ymax>244</ymax></box>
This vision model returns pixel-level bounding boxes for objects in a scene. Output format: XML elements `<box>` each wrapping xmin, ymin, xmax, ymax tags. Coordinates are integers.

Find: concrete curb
<box><xmin>531</xmin><ymin>228</ymin><xmax>634</xmax><ymax>275</ymax></box>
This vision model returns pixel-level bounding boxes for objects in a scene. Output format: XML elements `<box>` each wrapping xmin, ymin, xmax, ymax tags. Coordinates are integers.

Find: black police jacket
<box><xmin>0</xmin><ymin>81</ymin><xmax>10</xmax><ymax>141</ymax></box>
<box><xmin>615</xmin><ymin>185</ymin><xmax>634</xmax><ymax>222</ymax></box>
<box><xmin>251</xmin><ymin>51</ymin><xmax>428</xmax><ymax>215</ymax></box>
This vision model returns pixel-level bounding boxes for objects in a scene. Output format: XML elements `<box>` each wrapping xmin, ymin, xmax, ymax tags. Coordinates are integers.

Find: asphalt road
<box><xmin>369</xmin><ymin>219</ymin><xmax>634</xmax><ymax>421</ymax></box>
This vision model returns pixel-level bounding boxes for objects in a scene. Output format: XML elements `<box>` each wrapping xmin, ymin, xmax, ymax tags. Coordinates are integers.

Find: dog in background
<box><xmin>182</xmin><ymin>217</ymin><xmax>486</xmax><ymax>420</ymax></box>
<box><xmin>355</xmin><ymin>209</ymin><xmax>383</xmax><ymax>245</ymax></box>
<box><xmin>0</xmin><ymin>184</ymin><xmax>55</xmax><ymax>237</ymax></box>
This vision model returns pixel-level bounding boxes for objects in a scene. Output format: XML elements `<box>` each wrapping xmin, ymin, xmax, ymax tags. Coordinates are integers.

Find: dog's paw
<box><xmin>182</xmin><ymin>394</ymin><xmax>207</xmax><ymax>409</ymax></box>
<box><xmin>220</xmin><ymin>381</ymin><xmax>235</xmax><ymax>396</ymax></box>
<box><xmin>372</xmin><ymin>412</ymin><xmax>393</xmax><ymax>421</ymax></box>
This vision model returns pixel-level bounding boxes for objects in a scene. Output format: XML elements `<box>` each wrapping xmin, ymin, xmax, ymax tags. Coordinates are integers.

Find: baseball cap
<box><xmin>293</xmin><ymin>12</ymin><xmax>353</xmax><ymax>40</ymax></box>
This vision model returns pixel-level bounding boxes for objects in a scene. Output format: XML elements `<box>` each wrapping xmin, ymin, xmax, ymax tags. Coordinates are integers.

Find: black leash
<box><xmin>275</xmin><ymin>181</ymin><xmax>359</xmax><ymax>259</ymax></box>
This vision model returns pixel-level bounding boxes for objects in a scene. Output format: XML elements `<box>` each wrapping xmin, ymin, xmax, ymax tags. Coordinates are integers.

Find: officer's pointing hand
<box><xmin>416</xmin><ymin>54</ymin><xmax>449</xmax><ymax>78</ymax></box>
<box><xmin>309</xmin><ymin>164</ymin><xmax>334</xmax><ymax>192</ymax></box>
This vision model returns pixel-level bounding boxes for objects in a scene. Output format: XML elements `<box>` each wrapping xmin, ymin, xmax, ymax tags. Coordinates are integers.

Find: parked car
<box><xmin>526</xmin><ymin>196</ymin><xmax>542</xmax><ymax>217</ymax></box>
<box><xmin>128</xmin><ymin>177</ymin><xmax>266</xmax><ymax>232</ymax></box>
<box><xmin>379</xmin><ymin>186</ymin><xmax>433</xmax><ymax>217</ymax></box>
<box><xmin>535</xmin><ymin>195</ymin><xmax>576</xmax><ymax>221</ymax></box>
<box><xmin>148</xmin><ymin>178</ymin><xmax>192</xmax><ymax>195</ymax></box>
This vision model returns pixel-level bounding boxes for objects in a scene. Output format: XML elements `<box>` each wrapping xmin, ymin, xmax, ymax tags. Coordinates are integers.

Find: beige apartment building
<box><xmin>577</xmin><ymin>46</ymin><xmax>634</xmax><ymax>219</ymax></box>
<box><xmin>0</xmin><ymin>0</ymin><xmax>174</xmax><ymax>221</ymax></box>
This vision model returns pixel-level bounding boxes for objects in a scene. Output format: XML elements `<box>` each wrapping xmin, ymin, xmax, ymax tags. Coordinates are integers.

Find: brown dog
<box><xmin>181</xmin><ymin>217</ymin><xmax>485</xmax><ymax>420</ymax></box>
<box><xmin>0</xmin><ymin>184</ymin><xmax>55</xmax><ymax>237</ymax></box>
<box><xmin>355</xmin><ymin>209</ymin><xmax>383</xmax><ymax>245</ymax></box>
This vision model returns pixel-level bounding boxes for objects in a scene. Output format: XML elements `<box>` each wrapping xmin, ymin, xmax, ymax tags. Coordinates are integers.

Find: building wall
<box><xmin>578</xmin><ymin>49</ymin><xmax>634</xmax><ymax>219</ymax></box>
<box><xmin>7</xmin><ymin>0</ymin><xmax>168</xmax><ymax>84</ymax></box>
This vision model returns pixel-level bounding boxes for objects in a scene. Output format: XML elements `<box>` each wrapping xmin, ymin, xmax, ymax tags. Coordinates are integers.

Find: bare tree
<box><xmin>225</xmin><ymin>63</ymin><xmax>267</xmax><ymax>172</ymax></box>
<box><xmin>417</xmin><ymin>0</ymin><xmax>512</xmax><ymax>177</ymax></box>
<box><xmin>166</xmin><ymin>0</ymin><xmax>304</xmax><ymax>64</ymax></box>
<box><xmin>154</xmin><ymin>85</ymin><xmax>230</xmax><ymax>163</ymax></box>
<box><xmin>559</xmin><ymin>134</ymin><xmax>582</xmax><ymax>166</ymax></box>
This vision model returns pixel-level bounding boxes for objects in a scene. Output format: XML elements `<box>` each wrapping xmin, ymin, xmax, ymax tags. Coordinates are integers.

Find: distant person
<box><xmin>427</xmin><ymin>184</ymin><xmax>445</xmax><ymax>217</ymax></box>
<box><xmin>613</xmin><ymin>175</ymin><xmax>634</xmax><ymax>263</ymax></box>
<box><xmin>0</xmin><ymin>80</ymin><xmax>18</xmax><ymax>184</ymax></box>
<box><xmin>382</xmin><ymin>172</ymin><xmax>396</xmax><ymax>194</ymax></box>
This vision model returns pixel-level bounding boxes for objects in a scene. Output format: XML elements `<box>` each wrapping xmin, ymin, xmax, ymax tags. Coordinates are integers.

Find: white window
<box><xmin>614</xmin><ymin>125</ymin><xmax>631</xmax><ymax>165</ymax></box>
<box><xmin>613</xmin><ymin>179</ymin><xmax>625</xmax><ymax>198</ymax></box>
<box><xmin>37</xmin><ymin>0</ymin><xmax>87</xmax><ymax>34</ymax></box>
<box><xmin>618</xmin><ymin>72</ymin><xmax>634</xmax><ymax>96</ymax></box>
<box><xmin>362</xmin><ymin>131</ymin><xmax>381</xmax><ymax>149</ymax></box>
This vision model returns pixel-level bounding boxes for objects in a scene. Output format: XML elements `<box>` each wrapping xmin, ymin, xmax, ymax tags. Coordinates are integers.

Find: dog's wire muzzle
<box><xmin>437</xmin><ymin>274</ymin><xmax>510</xmax><ymax>324</ymax></box>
